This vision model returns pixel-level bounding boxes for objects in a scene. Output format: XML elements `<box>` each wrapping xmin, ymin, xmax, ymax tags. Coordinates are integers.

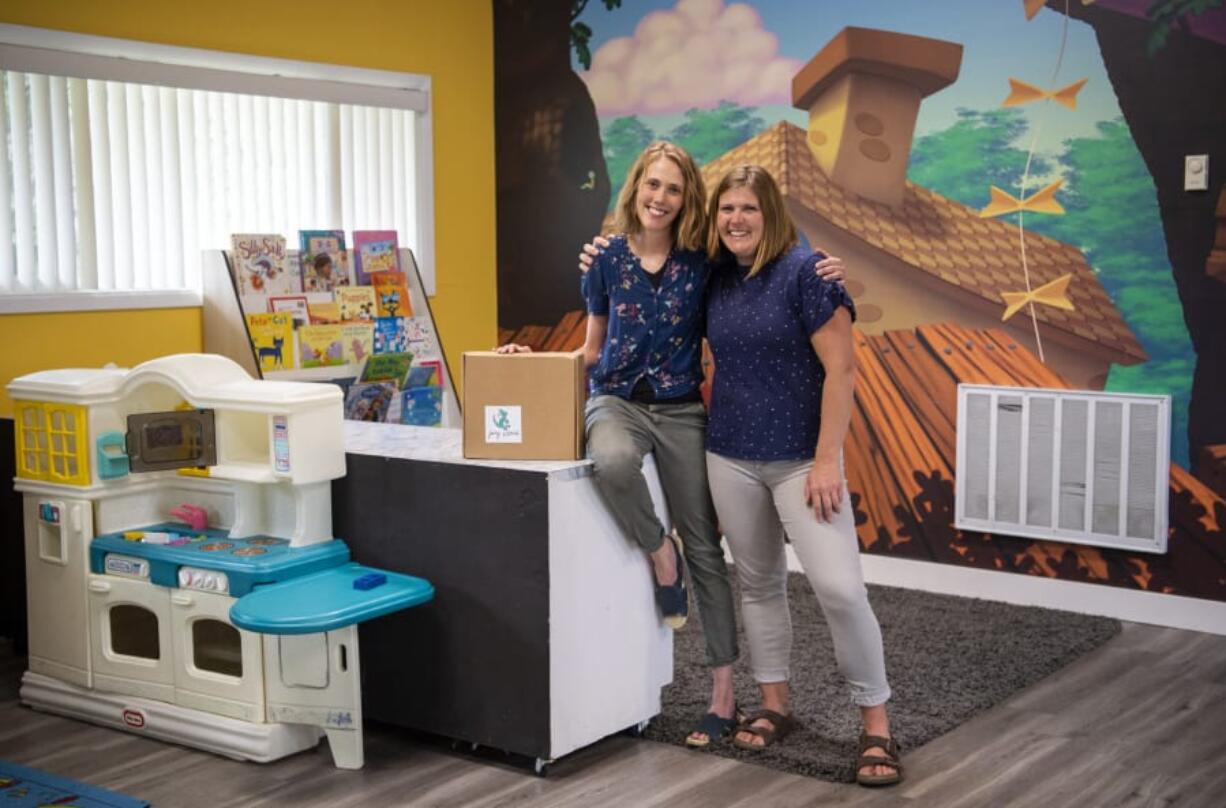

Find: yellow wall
<box><xmin>2</xmin><ymin>309</ymin><xmax>202</xmax><ymax>407</ymax></box>
<box><xmin>0</xmin><ymin>0</ymin><xmax>496</xmax><ymax>416</ymax></box>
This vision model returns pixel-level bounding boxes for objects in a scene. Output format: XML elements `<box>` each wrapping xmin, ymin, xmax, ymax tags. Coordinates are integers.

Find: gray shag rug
<box><xmin>644</xmin><ymin>573</ymin><xmax>1121</xmax><ymax>783</ymax></box>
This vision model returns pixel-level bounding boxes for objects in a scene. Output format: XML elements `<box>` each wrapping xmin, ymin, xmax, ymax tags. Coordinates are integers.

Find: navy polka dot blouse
<box><xmin>705</xmin><ymin>246</ymin><xmax>856</xmax><ymax>461</ymax></box>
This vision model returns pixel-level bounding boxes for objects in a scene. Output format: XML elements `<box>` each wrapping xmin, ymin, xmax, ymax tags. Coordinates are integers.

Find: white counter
<box><xmin>336</xmin><ymin>420</ymin><xmax>674</xmax><ymax>769</ymax></box>
<box><xmin>343</xmin><ymin>421</ymin><xmax>593</xmax><ymax>480</ymax></box>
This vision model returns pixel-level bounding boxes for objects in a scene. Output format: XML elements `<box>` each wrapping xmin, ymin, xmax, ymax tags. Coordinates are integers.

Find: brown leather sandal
<box><xmin>856</xmin><ymin>732</ymin><xmax>903</xmax><ymax>786</ymax></box>
<box><xmin>731</xmin><ymin>709</ymin><xmax>799</xmax><ymax>751</ymax></box>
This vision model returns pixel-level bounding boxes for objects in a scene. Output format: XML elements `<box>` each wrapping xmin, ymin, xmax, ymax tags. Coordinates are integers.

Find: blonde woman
<box><xmin>505</xmin><ymin>142</ymin><xmax>741</xmax><ymax>746</ymax></box>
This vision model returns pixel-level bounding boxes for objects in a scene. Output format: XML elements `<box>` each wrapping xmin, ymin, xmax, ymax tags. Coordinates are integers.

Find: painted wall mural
<box><xmin>493</xmin><ymin>0</ymin><xmax>1226</xmax><ymax>602</ymax></box>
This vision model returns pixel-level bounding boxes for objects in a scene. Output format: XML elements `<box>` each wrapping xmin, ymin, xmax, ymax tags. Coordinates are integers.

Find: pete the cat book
<box><xmin>246</xmin><ymin>312</ymin><xmax>297</xmax><ymax>373</ymax></box>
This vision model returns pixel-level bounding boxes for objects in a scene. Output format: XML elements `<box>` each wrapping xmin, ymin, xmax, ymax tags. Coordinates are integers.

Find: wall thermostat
<box><xmin>1185</xmin><ymin>154</ymin><xmax>1209</xmax><ymax>192</ymax></box>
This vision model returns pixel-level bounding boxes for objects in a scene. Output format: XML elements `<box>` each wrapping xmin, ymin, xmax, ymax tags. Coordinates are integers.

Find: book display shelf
<box><xmin>202</xmin><ymin>246</ymin><xmax>460</xmax><ymax>428</ymax></box>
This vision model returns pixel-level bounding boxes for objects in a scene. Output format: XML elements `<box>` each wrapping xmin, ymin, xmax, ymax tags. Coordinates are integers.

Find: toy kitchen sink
<box><xmin>9</xmin><ymin>353</ymin><xmax>433</xmax><ymax>769</ymax></box>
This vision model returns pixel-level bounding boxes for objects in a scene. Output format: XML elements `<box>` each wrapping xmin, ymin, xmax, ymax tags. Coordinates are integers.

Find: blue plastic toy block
<box><xmin>353</xmin><ymin>572</ymin><xmax>387</xmax><ymax>590</ymax></box>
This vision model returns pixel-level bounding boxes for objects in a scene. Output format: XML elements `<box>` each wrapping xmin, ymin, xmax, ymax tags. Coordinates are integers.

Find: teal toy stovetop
<box><xmin>89</xmin><ymin>523</ymin><xmax>349</xmax><ymax>596</ymax></box>
<box><xmin>88</xmin><ymin>523</ymin><xmax>433</xmax><ymax>634</ymax></box>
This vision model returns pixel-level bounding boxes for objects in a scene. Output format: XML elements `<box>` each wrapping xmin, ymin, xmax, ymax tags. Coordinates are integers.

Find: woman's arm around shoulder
<box><xmin>812</xmin><ymin>251</ymin><xmax>847</xmax><ymax>284</ymax></box>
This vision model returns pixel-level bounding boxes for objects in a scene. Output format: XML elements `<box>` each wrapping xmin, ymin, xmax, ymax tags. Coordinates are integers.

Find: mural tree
<box><xmin>1050</xmin><ymin>0</ymin><xmax>1226</xmax><ymax>481</ymax></box>
<box><xmin>569</xmin><ymin>0</ymin><xmax>623</xmax><ymax>69</ymax></box>
<box><xmin>1146</xmin><ymin>0</ymin><xmax>1225</xmax><ymax>52</ymax></box>
<box><xmin>495</xmin><ymin>0</ymin><xmax>613</xmax><ymax>329</ymax></box>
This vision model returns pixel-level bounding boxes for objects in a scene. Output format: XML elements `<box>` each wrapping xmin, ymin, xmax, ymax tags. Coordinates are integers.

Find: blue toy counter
<box><xmin>231</xmin><ymin>563</ymin><xmax>434</xmax><ymax>634</ymax></box>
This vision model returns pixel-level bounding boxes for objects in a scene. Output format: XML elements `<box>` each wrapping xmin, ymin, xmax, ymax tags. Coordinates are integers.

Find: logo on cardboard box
<box><xmin>485</xmin><ymin>405</ymin><xmax>523</xmax><ymax>443</ymax></box>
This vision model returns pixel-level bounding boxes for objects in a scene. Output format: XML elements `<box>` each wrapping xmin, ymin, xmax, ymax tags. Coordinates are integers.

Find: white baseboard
<box><xmin>771</xmin><ymin>547</ymin><xmax>1226</xmax><ymax>636</ymax></box>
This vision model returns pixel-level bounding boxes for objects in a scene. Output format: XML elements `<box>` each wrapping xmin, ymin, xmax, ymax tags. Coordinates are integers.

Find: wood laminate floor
<box><xmin>2</xmin><ymin>622</ymin><xmax>1224</xmax><ymax>808</ymax></box>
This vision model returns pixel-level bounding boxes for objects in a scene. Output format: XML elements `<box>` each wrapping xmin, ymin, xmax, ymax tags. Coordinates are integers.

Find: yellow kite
<box><xmin>1002</xmin><ymin>78</ymin><xmax>1089</xmax><ymax>110</ymax></box>
<box><xmin>1001</xmin><ymin>273</ymin><xmax>1076</xmax><ymax>321</ymax></box>
<box><xmin>1024</xmin><ymin>0</ymin><xmax>1095</xmax><ymax>20</ymax></box>
<box><xmin>979</xmin><ymin>179</ymin><xmax>1066</xmax><ymax>218</ymax></box>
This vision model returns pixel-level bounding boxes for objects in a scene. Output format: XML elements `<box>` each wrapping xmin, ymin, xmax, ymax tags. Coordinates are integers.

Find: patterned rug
<box><xmin>645</xmin><ymin>575</ymin><xmax>1121</xmax><ymax>783</ymax></box>
<box><xmin>0</xmin><ymin>760</ymin><xmax>148</xmax><ymax>808</ymax></box>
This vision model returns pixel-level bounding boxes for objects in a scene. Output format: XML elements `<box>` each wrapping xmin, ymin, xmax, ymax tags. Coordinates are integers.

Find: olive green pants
<box><xmin>585</xmin><ymin>394</ymin><xmax>738</xmax><ymax>668</ymax></box>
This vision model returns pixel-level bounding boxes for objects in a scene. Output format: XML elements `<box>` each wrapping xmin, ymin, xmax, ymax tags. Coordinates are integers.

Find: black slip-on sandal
<box><xmin>653</xmin><ymin>532</ymin><xmax>688</xmax><ymax>629</ymax></box>
<box><xmin>685</xmin><ymin>708</ymin><xmax>740</xmax><ymax>748</ymax></box>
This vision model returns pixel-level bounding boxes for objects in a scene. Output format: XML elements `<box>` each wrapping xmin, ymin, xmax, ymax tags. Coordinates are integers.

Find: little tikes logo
<box><xmin>485</xmin><ymin>405</ymin><xmax>523</xmax><ymax>444</ymax></box>
<box><xmin>122</xmin><ymin>708</ymin><xmax>147</xmax><ymax>729</ymax></box>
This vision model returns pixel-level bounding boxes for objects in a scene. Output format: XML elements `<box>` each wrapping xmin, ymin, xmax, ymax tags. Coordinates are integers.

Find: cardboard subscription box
<box><xmin>462</xmin><ymin>350</ymin><xmax>586</xmax><ymax>460</ymax></box>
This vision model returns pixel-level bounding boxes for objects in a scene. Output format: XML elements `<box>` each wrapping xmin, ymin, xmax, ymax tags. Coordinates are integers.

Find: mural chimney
<box><xmin>792</xmin><ymin>27</ymin><xmax>962</xmax><ymax>208</ymax></box>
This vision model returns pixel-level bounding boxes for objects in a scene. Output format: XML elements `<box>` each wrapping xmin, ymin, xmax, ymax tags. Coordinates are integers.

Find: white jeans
<box><xmin>706</xmin><ymin>452</ymin><xmax>891</xmax><ymax>707</ymax></box>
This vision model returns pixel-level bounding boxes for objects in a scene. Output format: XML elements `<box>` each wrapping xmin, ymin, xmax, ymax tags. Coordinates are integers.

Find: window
<box><xmin>14</xmin><ymin>399</ymin><xmax>89</xmax><ymax>485</ymax></box>
<box><xmin>0</xmin><ymin>24</ymin><xmax>435</xmax><ymax>312</ymax></box>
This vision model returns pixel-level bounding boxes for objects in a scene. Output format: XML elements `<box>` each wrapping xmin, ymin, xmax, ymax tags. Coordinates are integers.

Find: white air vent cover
<box><xmin>956</xmin><ymin>384</ymin><xmax>1171</xmax><ymax>554</ymax></box>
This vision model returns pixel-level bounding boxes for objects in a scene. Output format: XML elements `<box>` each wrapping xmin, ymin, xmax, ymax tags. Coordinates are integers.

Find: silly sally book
<box><xmin>231</xmin><ymin>234</ymin><xmax>296</xmax><ymax>296</ymax></box>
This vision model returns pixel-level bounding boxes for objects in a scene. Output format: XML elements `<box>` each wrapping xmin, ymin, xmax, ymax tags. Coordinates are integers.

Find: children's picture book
<box><xmin>298</xmin><ymin>324</ymin><xmax>346</xmax><ymax>368</ymax></box>
<box><xmin>360</xmin><ymin>351</ymin><xmax>414</xmax><ymax>387</ymax></box>
<box><xmin>341</xmin><ymin>322</ymin><xmax>374</xmax><ymax>365</ymax></box>
<box><xmin>404</xmin><ymin>316</ymin><xmax>441</xmax><ymax>359</ymax></box>
<box><xmin>245</xmin><ymin>312</ymin><xmax>296</xmax><ymax>373</ymax></box>
<box><xmin>370</xmin><ymin>270</ymin><xmax>412</xmax><ymax>318</ymax></box>
<box><xmin>405</xmin><ymin>363</ymin><xmax>438</xmax><ymax>389</ymax></box>
<box><xmin>336</xmin><ymin>286</ymin><xmax>377</xmax><ymax>322</ymax></box>
<box><xmin>373</xmin><ymin>316</ymin><xmax>407</xmax><ymax>353</ymax></box>
<box><xmin>343</xmin><ymin>381</ymin><xmax>397</xmax><ymax>422</ymax></box>
<box><xmin>299</xmin><ymin>230</ymin><xmax>351</xmax><ymax>292</ymax></box>
<box><xmin>400</xmin><ymin>384</ymin><xmax>443</xmax><ymax>427</ymax></box>
<box><xmin>268</xmin><ymin>294</ymin><xmax>309</xmax><ymax>326</ymax></box>
<box><xmin>352</xmin><ymin>230</ymin><xmax>400</xmax><ymax>286</ymax></box>
<box><xmin>231</xmin><ymin>234</ymin><xmax>296</xmax><ymax>296</ymax></box>
<box><xmin>308</xmin><ymin>301</ymin><xmax>341</xmax><ymax>324</ymax></box>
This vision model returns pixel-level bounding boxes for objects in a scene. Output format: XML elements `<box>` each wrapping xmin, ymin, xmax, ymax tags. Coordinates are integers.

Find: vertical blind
<box><xmin>0</xmin><ymin>69</ymin><xmax>418</xmax><ymax>294</ymax></box>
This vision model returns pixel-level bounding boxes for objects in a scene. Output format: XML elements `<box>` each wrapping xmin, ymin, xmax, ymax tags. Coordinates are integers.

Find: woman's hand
<box><xmin>814</xmin><ymin>254</ymin><xmax>847</xmax><ymax>284</ymax></box>
<box><xmin>494</xmin><ymin>344</ymin><xmax>533</xmax><ymax>354</ymax></box>
<box><xmin>805</xmin><ymin>457</ymin><xmax>844</xmax><ymax>523</ymax></box>
<box><xmin>578</xmin><ymin>235</ymin><xmax>611</xmax><ymax>274</ymax></box>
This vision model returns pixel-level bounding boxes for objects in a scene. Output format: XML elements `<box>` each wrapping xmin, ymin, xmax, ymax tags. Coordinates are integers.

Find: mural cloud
<box><xmin>582</xmin><ymin>0</ymin><xmax>801</xmax><ymax>116</ymax></box>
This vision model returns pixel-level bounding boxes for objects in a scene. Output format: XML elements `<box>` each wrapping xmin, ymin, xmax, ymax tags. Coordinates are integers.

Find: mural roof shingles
<box><xmin>701</xmin><ymin>122</ymin><xmax>1147</xmax><ymax>363</ymax></box>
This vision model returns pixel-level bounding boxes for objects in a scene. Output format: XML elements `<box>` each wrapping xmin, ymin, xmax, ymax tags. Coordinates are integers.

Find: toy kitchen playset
<box><xmin>9</xmin><ymin>353</ymin><xmax>433</xmax><ymax>769</ymax></box>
